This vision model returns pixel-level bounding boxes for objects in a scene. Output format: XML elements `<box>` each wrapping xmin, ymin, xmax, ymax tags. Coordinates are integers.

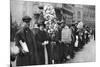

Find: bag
<box><xmin>10</xmin><ymin>44</ymin><xmax>19</xmax><ymax>55</ymax></box>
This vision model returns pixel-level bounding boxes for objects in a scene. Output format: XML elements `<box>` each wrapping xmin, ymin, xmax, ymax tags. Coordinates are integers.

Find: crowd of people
<box><xmin>10</xmin><ymin>4</ymin><xmax>95</xmax><ymax>67</ymax></box>
<box><xmin>10</xmin><ymin>15</ymin><xmax>95</xmax><ymax>66</ymax></box>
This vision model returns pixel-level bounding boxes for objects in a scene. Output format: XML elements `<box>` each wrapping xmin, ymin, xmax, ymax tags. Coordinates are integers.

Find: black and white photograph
<box><xmin>10</xmin><ymin>0</ymin><xmax>95</xmax><ymax>67</ymax></box>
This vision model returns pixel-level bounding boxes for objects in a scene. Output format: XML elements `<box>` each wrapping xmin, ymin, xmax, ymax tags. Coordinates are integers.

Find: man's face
<box><xmin>39</xmin><ymin>25</ymin><xmax>44</xmax><ymax>31</ymax></box>
<box><xmin>21</xmin><ymin>23</ymin><xmax>26</xmax><ymax>28</ymax></box>
<box><xmin>26</xmin><ymin>22</ymin><xmax>30</xmax><ymax>26</ymax></box>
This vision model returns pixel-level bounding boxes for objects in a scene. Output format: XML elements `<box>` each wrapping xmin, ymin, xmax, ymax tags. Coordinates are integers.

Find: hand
<box><xmin>21</xmin><ymin>49</ymin><xmax>26</xmax><ymax>53</ymax></box>
<box><xmin>42</xmin><ymin>42</ymin><xmax>46</xmax><ymax>46</ymax></box>
<box><xmin>59</xmin><ymin>40</ymin><xmax>62</xmax><ymax>43</ymax></box>
<box><xmin>42</xmin><ymin>41</ymin><xmax>49</xmax><ymax>46</ymax></box>
<box><xmin>51</xmin><ymin>41</ymin><xmax>56</xmax><ymax>45</ymax></box>
<box><xmin>46</xmin><ymin>41</ymin><xmax>49</xmax><ymax>44</ymax></box>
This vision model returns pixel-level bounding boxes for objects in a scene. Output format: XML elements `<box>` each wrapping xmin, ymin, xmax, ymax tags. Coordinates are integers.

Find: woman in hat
<box><xmin>34</xmin><ymin>21</ymin><xmax>51</xmax><ymax>65</ymax></box>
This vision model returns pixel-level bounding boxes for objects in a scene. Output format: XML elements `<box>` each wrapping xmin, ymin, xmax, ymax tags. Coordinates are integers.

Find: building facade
<box><xmin>11</xmin><ymin>0</ymin><xmax>95</xmax><ymax>27</ymax></box>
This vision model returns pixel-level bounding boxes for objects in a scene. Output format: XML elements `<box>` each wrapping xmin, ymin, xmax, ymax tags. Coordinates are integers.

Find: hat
<box><xmin>37</xmin><ymin>21</ymin><xmax>46</xmax><ymax>27</ymax></box>
<box><xmin>22</xmin><ymin>16</ymin><xmax>31</xmax><ymax>23</ymax></box>
<box><xmin>57</xmin><ymin>22</ymin><xmax>62</xmax><ymax>25</ymax></box>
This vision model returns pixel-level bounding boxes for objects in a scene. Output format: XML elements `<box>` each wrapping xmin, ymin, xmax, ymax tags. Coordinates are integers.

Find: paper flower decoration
<box><xmin>43</xmin><ymin>4</ymin><xmax>58</xmax><ymax>34</ymax></box>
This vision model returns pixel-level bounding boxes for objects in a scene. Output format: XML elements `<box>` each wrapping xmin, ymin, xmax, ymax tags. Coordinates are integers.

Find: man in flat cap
<box><xmin>15</xmin><ymin>16</ymin><xmax>39</xmax><ymax>66</ymax></box>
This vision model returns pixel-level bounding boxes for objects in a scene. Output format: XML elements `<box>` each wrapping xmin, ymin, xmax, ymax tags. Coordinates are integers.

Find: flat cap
<box><xmin>22</xmin><ymin>16</ymin><xmax>31</xmax><ymax>23</ymax></box>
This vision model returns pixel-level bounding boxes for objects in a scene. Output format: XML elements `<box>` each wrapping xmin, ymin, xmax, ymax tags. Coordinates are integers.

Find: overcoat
<box><xmin>34</xmin><ymin>29</ymin><xmax>50</xmax><ymax>65</ymax></box>
<box><xmin>15</xmin><ymin>27</ymin><xmax>39</xmax><ymax>66</ymax></box>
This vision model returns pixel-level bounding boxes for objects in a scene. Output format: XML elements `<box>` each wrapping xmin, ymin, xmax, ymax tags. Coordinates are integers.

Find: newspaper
<box><xmin>19</xmin><ymin>40</ymin><xmax>29</xmax><ymax>52</ymax></box>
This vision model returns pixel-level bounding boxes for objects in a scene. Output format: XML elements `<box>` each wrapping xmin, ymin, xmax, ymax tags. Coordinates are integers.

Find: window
<box><xmin>77</xmin><ymin>11</ymin><xmax>81</xmax><ymax>19</ymax></box>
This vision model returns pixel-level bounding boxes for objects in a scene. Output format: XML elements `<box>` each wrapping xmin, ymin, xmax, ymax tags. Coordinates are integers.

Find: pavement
<box><xmin>67</xmin><ymin>38</ymin><xmax>96</xmax><ymax>63</ymax></box>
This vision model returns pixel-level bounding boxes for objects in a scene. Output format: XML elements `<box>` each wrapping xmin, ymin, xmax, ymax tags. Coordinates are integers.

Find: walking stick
<box><xmin>51</xmin><ymin>41</ymin><xmax>56</xmax><ymax>64</ymax></box>
<box><xmin>44</xmin><ymin>44</ymin><xmax>48</xmax><ymax>64</ymax></box>
<box><xmin>51</xmin><ymin>42</ymin><xmax>54</xmax><ymax>64</ymax></box>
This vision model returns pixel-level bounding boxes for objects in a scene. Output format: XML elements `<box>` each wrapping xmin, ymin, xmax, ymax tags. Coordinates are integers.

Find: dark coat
<box><xmin>15</xmin><ymin>27</ymin><xmax>39</xmax><ymax>66</ymax></box>
<box><xmin>35</xmin><ymin>29</ymin><xmax>50</xmax><ymax>65</ymax></box>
